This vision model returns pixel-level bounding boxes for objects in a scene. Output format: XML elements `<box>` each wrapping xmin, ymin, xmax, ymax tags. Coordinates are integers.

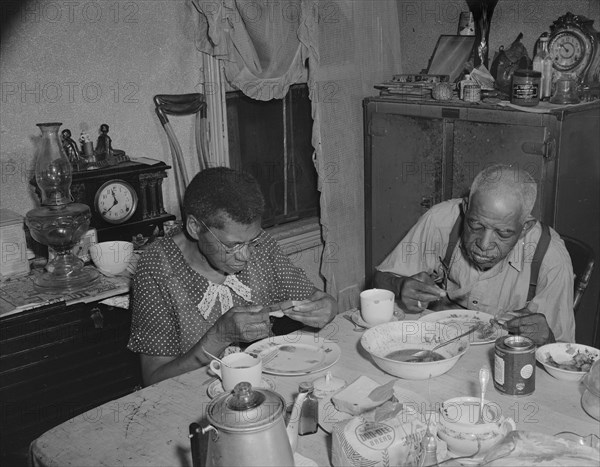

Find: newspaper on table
<box><xmin>0</xmin><ymin>267</ymin><xmax>130</xmax><ymax>318</ymax></box>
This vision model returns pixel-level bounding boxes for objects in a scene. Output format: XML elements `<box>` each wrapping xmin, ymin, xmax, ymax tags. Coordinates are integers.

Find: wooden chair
<box><xmin>153</xmin><ymin>94</ymin><xmax>208</xmax><ymax>212</ymax></box>
<box><xmin>561</xmin><ymin>235</ymin><xmax>595</xmax><ymax>314</ymax></box>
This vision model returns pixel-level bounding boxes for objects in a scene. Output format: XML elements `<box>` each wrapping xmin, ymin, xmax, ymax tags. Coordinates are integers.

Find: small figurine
<box><xmin>61</xmin><ymin>129</ymin><xmax>82</xmax><ymax>168</ymax></box>
<box><xmin>95</xmin><ymin>123</ymin><xmax>113</xmax><ymax>159</ymax></box>
<box><xmin>95</xmin><ymin>124</ymin><xmax>129</xmax><ymax>165</ymax></box>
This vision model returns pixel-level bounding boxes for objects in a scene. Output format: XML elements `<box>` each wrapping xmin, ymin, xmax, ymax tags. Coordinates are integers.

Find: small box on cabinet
<box><xmin>0</xmin><ymin>209</ymin><xmax>30</xmax><ymax>279</ymax></box>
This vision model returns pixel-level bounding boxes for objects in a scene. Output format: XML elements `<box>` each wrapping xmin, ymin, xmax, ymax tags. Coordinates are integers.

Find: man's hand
<box><xmin>399</xmin><ymin>272</ymin><xmax>446</xmax><ymax>313</ymax></box>
<box><xmin>281</xmin><ymin>290</ymin><xmax>338</xmax><ymax>329</ymax></box>
<box><xmin>213</xmin><ymin>305</ymin><xmax>271</xmax><ymax>344</ymax></box>
<box><xmin>496</xmin><ymin>309</ymin><xmax>556</xmax><ymax>346</ymax></box>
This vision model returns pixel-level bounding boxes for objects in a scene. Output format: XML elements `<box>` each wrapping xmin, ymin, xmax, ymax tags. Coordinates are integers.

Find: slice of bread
<box><xmin>331</xmin><ymin>375</ymin><xmax>389</xmax><ymax>416</ymax></box>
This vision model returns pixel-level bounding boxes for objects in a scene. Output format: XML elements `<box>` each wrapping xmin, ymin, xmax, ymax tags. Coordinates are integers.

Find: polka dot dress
<box><xmin>127</xmin><ymin>232</ymin><xmax>315</xmax><ymax>356</ymax></box>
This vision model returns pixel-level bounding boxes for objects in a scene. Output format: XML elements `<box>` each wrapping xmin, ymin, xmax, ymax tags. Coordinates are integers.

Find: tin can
<box><xmin>462</xmin><ymin>83</ymin><xmax>481</xmax><ymax>102</ymax></box>
<box><xmin>511</xmin><ymin>69</ymin><xmax>541</xmax><ymax>107</ymax></box>
<box><xmin>493</xmin><ymin>335</ymin><xmax>536</xmax><ymax>396</ymax></box>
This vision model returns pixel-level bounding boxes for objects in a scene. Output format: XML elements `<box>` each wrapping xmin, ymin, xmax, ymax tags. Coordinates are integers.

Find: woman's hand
<box><xmin>213</xmin><ymin>305</ymin><xmax>271</xmax><ymax>344</ymax></box>
<box><xmin>282</xmin><ymin>289</ymin><xmax>338</xmax><ymax>329</ymax></box>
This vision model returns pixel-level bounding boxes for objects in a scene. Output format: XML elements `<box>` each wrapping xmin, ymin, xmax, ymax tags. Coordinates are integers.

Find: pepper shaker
<box><xmin>298</xmin><ymin>381</ymin><xmax>318</xmax><ymax>435</ymax></box>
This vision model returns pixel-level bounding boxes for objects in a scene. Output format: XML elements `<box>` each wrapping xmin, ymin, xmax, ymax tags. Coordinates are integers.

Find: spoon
<box><xmin>202</xmin><ymin>347</ymin><xmax>231</xmax><ymax>367</ymax></box>
<box><xmin>477</xmin><ymin>367</ymin><xmax>490</xmax><ymax>424</ymax></box>
<box><xmin>409</xmin><ymin>322</ymin><xmax>483</xmax><ymax>360</ymax></box>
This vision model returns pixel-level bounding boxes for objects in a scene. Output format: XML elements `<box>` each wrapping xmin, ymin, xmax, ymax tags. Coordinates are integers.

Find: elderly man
<box><xmin>374</xmin><ymin>164</ymin><xmax>575</xmax><ymax>345</ymax></box>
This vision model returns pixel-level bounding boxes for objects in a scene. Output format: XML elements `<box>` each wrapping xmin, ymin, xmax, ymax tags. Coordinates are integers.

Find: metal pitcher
<box><xmin>190</xmin><ymin>381</ymin><xmax>308</xmax><ymax>467</ymax></box>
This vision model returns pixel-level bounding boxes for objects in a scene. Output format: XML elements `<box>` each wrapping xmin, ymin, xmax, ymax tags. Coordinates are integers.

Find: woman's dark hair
<box><xmin>183</xmin><ymin>167</ymin><xmax>265</xmax><ymax>228</ymax></box>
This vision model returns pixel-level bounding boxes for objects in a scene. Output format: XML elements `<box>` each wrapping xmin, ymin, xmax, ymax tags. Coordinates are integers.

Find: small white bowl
<box><xmin>89</xmin><ymin>241</ymin><xmax>134</xmax><ymax>276</ymax></box>
<box><xmin>360</xmin><ymin>320</ymin><xmax>470</xmax><ymax>380</ymax></box>
<box><xmin>438</xmin><ymin>396</ymin><xmax>516</xmax><ymax>456</ymax></box>
<box><xmin>536</xmin><ymin>343</ymin><xmax>600</xmax><ymax>381</ymax></box>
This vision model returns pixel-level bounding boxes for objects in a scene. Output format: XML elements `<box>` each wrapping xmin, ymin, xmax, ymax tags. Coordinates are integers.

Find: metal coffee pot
<box><xmin>190</xmin><ymin>381</ymin><xmax>308</xmax><ymax>466</ymax></box>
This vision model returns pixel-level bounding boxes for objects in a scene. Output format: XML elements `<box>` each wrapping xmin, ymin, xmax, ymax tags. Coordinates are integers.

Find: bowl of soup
<box><xmin>360</xmin><ymin>320</ymin><xmax>470</xmax><ymax>380</ymax></box>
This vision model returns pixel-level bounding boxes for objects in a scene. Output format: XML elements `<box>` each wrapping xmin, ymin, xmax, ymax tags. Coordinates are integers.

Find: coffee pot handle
<box><xmin>190</xmin><ymin>423</ymin><xmax>219</xmax><ymax>467</ymax></box>
<box><xmin>189</xmin><ymin>423</ymin><xmax>202</xmax><ymax>467</ymax></box>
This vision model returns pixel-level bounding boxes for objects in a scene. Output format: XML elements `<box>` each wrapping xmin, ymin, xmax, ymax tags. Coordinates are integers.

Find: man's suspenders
<box><xmin>527</xmin><ymin>223</ymin><xmax>551</xmax><ymax>302</ymax></box>
<box><xmin>444</xmin><ymin>212</ymin><xmax>551</xmax><ymax>302</ymax></box>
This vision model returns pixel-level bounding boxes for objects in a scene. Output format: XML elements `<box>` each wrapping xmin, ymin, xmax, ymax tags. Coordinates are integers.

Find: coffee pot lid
<box><xmin>207</xmin><ymin>382</ymin><xmax>285</xmax><ymax>430</ymax></box>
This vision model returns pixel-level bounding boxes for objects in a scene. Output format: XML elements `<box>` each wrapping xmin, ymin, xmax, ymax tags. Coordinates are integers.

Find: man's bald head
<box><xmin>469</xmin><ymin>164</ymin><xmax>537</xmax><ymax>224</ymax></box>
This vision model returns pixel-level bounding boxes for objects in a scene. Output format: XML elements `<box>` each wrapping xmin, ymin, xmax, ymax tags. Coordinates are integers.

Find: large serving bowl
<box><xmin>438</xmin><ymin>396</ymin><xmax>516</xmax><ymax>457</ymax></box>
<box><xmin>89</xmin><ymin>241</ymin><xmax>134</xmax><ymax>276</ymax></box>
<box><xmin>536</xmin><ymin>343</ymin><xmax>600</xmax><ymax>382</ymax></box>
<box><xmin>360</xmin><ymin>320</ymin><xmax>469</xmax><ymax>380</ymax></box>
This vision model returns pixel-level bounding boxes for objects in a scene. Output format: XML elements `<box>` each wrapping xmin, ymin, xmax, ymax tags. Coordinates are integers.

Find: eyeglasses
<box><xmin>199</xmin><ymin>219</ymin><xmax>264</xmax><ymax>255</ymax></box>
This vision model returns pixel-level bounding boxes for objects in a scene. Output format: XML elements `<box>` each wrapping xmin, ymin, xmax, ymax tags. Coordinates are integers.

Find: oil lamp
<box><xmin>25</xmin><ymin>122</ymin><xmax>99</xmax><ymax>291</ymax></box>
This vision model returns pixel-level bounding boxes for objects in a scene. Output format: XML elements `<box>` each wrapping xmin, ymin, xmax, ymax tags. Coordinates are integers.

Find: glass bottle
<box><xmin>533</xmin><ymin>34</ymin><xmax>553</xmax><ymax>100</ymax></box>
<box><xmin>298</xmin><ymin>381</ymin><xmax>318</xmax><ymax>435</ymax></box>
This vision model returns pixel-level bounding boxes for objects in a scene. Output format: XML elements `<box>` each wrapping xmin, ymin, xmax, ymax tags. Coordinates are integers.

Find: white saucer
<box><xmin>207</xmin><ymin>377</ymin><xmax>276</xmax><ymax>398</ymax></box>
<box><xmin>350</xmin><ymin>308</ymin><xmax>399</xmax><ymax>329</ymax></box>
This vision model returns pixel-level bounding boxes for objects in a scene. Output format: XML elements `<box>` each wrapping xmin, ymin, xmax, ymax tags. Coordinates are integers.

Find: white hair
<box><xmin>469</xmin><ymin>164</ymin><xmax>537</xmax><ymax>223</ymax></box>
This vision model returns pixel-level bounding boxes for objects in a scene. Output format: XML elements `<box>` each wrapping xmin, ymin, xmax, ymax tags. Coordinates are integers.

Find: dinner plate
<box><xmin>246</xmin><ymin>334</ymin><xmax>341</xmax><ymax>376</ymax></box>
<box><xmin>418</xmin><ymin>310</ymin><xmax>507</xmax><ymax>345</ymax></box>
<box><xmin>207</xmin><ymin>377</ymin><xmax>276</xmax><ymax>398</ymax></box>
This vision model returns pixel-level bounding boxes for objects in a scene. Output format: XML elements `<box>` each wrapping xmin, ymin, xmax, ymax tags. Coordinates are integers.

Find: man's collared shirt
<box><xmin>377</xmin><ymin>199</ymin><xmax>575</xmax><ymax>342</ymax></box>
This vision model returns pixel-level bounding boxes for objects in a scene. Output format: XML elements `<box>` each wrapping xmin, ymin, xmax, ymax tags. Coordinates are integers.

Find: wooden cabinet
<box><xmin>0</xmin><ymin>301</ymin><xmax>141</xmax><ymax>465</ymax></box>
<box><xmin>364</xmin><ymin>97</ymin><xmax>600</xmax><ymax>346</ymax></box>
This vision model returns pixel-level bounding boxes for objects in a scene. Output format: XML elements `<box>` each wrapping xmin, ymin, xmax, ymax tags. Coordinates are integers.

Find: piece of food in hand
<box><xmin>331</xmin><ymin>376</ymin><xmax>392</xmax><ymax>415</ymax></box>
<box><xmin>264</xmin><ymin>301</ymin><xmax>295</xmax><ymax>318</ymax></box>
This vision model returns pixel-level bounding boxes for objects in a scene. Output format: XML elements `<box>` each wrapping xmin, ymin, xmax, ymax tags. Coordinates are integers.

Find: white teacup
<box><xmin>209</xmin><ymin>352</ymin><xmax>262</xmax><ymax>391</ymax></box>
<box><xmin>360</xmin><ymin>288</ymin><xmax>395</xmax><ymax>325</ymax></box>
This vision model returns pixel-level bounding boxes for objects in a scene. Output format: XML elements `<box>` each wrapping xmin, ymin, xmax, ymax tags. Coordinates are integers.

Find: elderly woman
<box><xmin>128</xmin><ymin>167</ymin><xmax>338</xmax><ymax>385</ymax></box>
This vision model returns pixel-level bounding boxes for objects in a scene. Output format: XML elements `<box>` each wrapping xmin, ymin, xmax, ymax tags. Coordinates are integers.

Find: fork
<box><xmin>259</xmin><ymin>348</ymin><xmax>279</xmax><ymax>366</ymax></box>
<box><xmin>434</xmin><ymin>256</ymin><xmax>469</xmax><ymax>310</ymax></box>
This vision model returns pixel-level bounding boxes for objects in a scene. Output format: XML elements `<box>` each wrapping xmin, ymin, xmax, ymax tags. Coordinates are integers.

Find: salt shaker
<box><xmin>298</xmin><ymin>381</ymin><xmax>318</xmax><ymax>435</ymax></box>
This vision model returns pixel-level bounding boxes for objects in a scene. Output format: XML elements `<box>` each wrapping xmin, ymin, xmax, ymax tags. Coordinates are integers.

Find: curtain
<box><xmin>190</xmin><ymin>0</ymin><xmax>310</xmax><ymax>100</ymax></box>
<box><xmin>188</xmin><ymin>0</ymin><xmax>403</xmax><ymax>309</ymax></box>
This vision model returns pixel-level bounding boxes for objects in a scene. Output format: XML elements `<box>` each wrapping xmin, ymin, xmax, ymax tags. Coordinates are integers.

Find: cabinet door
<box><xmin>365</xmin><ymin>111</ymin><xmax>443</xmax><ymax>281</ymax></box>
<box><xmin>452</xmin><ymin>120</ymin><xmax>549</xmax><ymax>221</ymax></box>
<box><xmin>0</xmin><ymin>302</ymin><xmax>141</xmax><ymax>458</ymax></box>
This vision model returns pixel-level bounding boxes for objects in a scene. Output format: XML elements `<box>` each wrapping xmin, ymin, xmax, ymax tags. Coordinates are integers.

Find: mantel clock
<box><xmin>70</xmin><ymin>160</ymin><xmax>176</xmax><ymax>241</ymax></box>
<box><xmin>548</xmin><ymin>12</ymin><xmax>600</xmax><ymax>87</ymax></box>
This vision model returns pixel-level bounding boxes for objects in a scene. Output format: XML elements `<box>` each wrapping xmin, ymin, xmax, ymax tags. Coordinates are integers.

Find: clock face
<box><xmin>94</xmin><ymin>180</ymin><xmax>138</xmax><ymax>224</ymax></box>
<box><xmin>548</xmin><ymin>30</ymin><xmax>586</xmax><ymax>72</ymax></box>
